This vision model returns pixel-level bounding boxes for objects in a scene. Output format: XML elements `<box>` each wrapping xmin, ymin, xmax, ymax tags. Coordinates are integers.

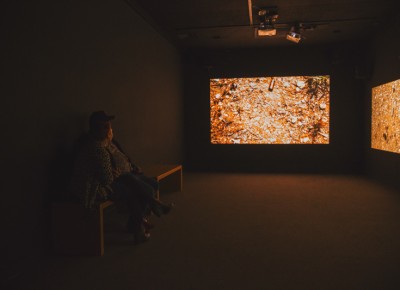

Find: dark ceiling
<box><xmin>127</xmin><ymin>0</ymin><xmax>399</xmax><ymax>49</ymax></box>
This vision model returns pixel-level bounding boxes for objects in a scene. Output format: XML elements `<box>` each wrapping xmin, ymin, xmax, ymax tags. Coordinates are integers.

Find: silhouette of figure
<box><xmin>70</xmin><ymin>111</ymin><xmax>173</xmax><ymax>243</ymax></box>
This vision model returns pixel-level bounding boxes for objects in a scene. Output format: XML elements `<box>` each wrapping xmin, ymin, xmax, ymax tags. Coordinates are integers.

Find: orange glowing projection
<box><xmin>210</xmin><ymin>76</ymin><xmax>330</xmax><ymax>144</ymax></box>
<box><xmin>371</xmin><ymin>79</ymin><xmax>400</xmax><ymax>153</ymax></box>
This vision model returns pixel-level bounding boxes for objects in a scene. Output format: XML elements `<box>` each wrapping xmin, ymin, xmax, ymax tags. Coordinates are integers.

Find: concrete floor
<box><xmin>9</xmin><ymin>173</ymin><xmax>400</xmax><ymax>290</ymax></box>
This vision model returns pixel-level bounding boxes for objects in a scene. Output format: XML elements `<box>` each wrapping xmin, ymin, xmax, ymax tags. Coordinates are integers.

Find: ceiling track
<box><xmin>174</xmin><ymin>16</ymin><xmax>383</xmax><ymax>33</ymax></box>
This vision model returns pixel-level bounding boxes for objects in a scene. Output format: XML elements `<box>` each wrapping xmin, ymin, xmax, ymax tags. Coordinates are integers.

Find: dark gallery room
<box><xmin>2</xmin><ymin>0</ymin><xmax>400</xmax><ymax>289</ymax></box>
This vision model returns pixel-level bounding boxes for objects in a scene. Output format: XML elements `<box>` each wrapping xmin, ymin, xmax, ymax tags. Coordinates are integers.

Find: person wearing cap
<box><xmin>70</xmin><ymin>111</ymin><xmax>173</xmax><ymax>243</ymax></box>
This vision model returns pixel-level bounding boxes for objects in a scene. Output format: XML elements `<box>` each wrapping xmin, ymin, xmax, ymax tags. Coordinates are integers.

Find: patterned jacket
<box><xmin>70</xmin><ymin>136</ymin><xmax>114</xmax><ymax>208</ymax></box>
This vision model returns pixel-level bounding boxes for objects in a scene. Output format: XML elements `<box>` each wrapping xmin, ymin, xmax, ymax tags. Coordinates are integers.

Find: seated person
<box><xmin>70</xmin><ymin>111</ymin><xmax>173</xmax><ymax>243</ymax></box>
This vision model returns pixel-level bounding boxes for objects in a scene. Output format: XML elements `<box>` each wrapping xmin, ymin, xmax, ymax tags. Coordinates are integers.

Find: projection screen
<box><xmin>371</xmin><ymin>79</ymin><xmax>400</xmax><ymax>153</ymax></box>
<box><xmin>210</xmin><ymin>76</ymin><xmax>330</xmax><ymax>144</ymax></box>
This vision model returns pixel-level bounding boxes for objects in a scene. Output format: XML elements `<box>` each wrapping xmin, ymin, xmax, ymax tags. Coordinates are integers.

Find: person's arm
<box><xmin>112</xmin><ymin>139</ymin><xmax>143</xmax><ymax>174</ymax></box>
<box><xmin>132</xmin><ymin>164</ymin><xmax>143</xmax><ymax>174</ymax></box>
<box><xmin>93</xmin><ymin>145</ymin><xmax>114</xmax><ymax>186</ymax></box>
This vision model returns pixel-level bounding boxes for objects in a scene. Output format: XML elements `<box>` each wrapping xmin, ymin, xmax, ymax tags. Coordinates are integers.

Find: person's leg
<box><xmin>118</xmin><ymin>173</ymin><xmax>157</xmax><ymax>201</ymax></box>
<box><xmin>117</xmin><ymin>173</ymin><xmax>173</xmax><ymax>217</ymax></box>
<box><xmin>110</xmin><ymin>181</ymin><xmax>148</xmax><ymax>242</ymax></box>
<box><xmin>136</xmin><ymin>175</ymin><xmax>159</xmax><ymax>198</ymax></box>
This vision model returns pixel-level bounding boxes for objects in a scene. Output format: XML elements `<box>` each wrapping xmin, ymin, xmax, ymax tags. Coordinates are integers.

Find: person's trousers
<box><xmin>110</xmin><ymin>173</ymin><xmax>158</xmax><ymax>233</ymax></box>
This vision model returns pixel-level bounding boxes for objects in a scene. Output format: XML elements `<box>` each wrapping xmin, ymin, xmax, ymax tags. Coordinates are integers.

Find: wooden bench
<box><xmin>52</xmin><ymin>164</ymin><xmax>182</xmax><ymax>256</ymax></box>
<box><xmin>144</xmin><ymin>164</ymin><xmax>183</xmax><ymax>199</ymax></box>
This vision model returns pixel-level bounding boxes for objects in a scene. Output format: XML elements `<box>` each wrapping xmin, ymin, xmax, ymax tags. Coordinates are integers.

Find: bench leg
<box><xmin>157</xmin><ymin>168</ymin><xmax>182</xmax><ymax>197</ymax></box>
<box><xmin>52</xmin><ymin>203</ymin><xmax>105</xmax><ymax>256</ymax></box>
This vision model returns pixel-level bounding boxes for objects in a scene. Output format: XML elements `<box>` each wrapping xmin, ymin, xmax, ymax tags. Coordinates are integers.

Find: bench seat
<box><xmin>52</xmin><ymin>164</ymin><xmax>182</xmax><ymax>256</ymax></box>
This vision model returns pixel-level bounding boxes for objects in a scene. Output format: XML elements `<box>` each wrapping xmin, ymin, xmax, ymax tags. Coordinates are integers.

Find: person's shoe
<box><xmin>133</xmin><ymin>229</ymin><xmax>150</xmax><ymax>245</ymax></box>
<box><xmin>161</xmin><ymin>203</ymin><xmax>174</xmax><ymax>215</ymax></box>
<box><xmin>142</xmin><ymin>218</ymin><xmax>155</xmax><ymax>230</ymax></box>
<box><xmin>152</xmin><ymin>201</ymin><xmax>174</xmax><ymax>217</ymax></box>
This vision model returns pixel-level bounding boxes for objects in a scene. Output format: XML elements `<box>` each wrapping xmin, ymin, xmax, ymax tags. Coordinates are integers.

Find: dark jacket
<box><xmin>70</xmin><ymin>136</ymin><xmax>114</xmax><ymax>208</ymax></box>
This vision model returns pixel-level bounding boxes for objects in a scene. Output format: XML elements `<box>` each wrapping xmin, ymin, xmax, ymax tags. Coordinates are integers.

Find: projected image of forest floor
<box><xmin>371</xmin><ymin>79</ymin><xmax>400</xmax><ymax>153</ymax></box>
<box><xmin>210</xmin><ymin>76</ymin><xmax>330</xmax><ymax>144</ymax></box>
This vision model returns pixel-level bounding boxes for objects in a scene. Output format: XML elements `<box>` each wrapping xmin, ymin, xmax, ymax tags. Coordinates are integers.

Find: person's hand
<box><xmin>112</xmin><ymin>168</ymin><xmax>121</xmax><ymax>178</ymax></box>
<box><xmin>133</xmin><ymin>166</ymin><xmax>143</xmax><ymax>175</ymax></box>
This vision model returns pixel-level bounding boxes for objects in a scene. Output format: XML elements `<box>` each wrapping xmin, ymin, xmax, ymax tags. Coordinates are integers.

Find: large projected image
<box><xmin>371</xmin><ymin>79</ymin><xmax>400</xmax><ymax>153</ymax></box>
<box><xmin>210</xmin><ymin>76</ymin><xmax>330</xmax><ymax>144</ymax></box>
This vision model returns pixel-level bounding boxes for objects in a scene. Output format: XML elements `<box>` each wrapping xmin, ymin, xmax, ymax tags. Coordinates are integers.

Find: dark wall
<box><xmin>1</xmin><ymin>0</ymin><xmax>183</xmax><ymax>282</ymax></box>
<box><xmin>365</xmin><ymin>16</ymin><xmax>400</xmax><ymax>189</ymax></box>
<box><xmin>183</xmin><ymin>44</ymin><xmax>366</xmax><ymax>173</ymax></box>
